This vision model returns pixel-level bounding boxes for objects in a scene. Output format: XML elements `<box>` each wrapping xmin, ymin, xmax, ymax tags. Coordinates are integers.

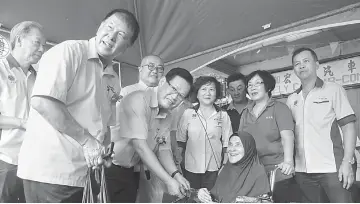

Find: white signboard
<box><xmin>272</xmin><ymin>56</ymin><xmax>360</xmax><ymax>96</ymax></box>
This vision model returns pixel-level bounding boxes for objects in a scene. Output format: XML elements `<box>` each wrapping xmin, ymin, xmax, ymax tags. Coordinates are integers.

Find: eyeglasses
<box><xmin>142</xmin><ymin>63</ymin><xmax>164</xmax><ymax>73</ymax></box>
<box><xmin>166</xmin><ymin>80</ymin><xmax>186</xmax><ymax>101</ymax></box>
<box><xmin>247</xmin><ymin>81</ymin><xmax>264</xmax><ymax>89</ymax></box>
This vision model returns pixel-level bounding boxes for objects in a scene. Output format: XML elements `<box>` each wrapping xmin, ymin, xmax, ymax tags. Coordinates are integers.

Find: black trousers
<box><xmin>184</xmin><ymin>169</ymin><xmax>218</xmax><ymax>190</ymax></box>
<box><xmin>105</xmin><ymin>164</ymin><xmax>139</xmax><ymax>203</ymax></box>
<box><xmin>0</xmin><ymin>160</ymin><xmax>25</xmax><ymax>203</ymax></box>
<box><xmin>23</xmin><ymin>179</ymin><xmax>83</xmax><ymax>203</ymax></box>
<box><xmin>295</xmin><ymin>172</ymin><xmax>354</xmax><ymax>203</ymax></box>
<box><xmin>272</xmin><ymin>176</ymin><xmax>303</xmax><ymax>203</ymax></box>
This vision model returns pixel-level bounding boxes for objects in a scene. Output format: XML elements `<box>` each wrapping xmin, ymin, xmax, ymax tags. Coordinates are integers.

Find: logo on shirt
<box><xmin>0</xmin><ymin>34</ymin><xmax>10</xmax><ymax>59</ymax></box>
<box><xmin>293</xmin><ymin>100</ymin><xmax>298</xmax><ymax>106</ymax></box>
<box><xmin>107</xmin><ymin>85</ymin><xmax>122</xmax><ymax>103</ymax></box>
<box><xmin>265</xmin><ymin>116</ymin><xmax>273</xmax><ymax>120</ymax></box>
<box><xmin>7</xmin><ymin>75</ymin><xmax>16</xmax><ymax>83</ymax></box>
<box><xmin>192</xmin><ymin>113</ymin><xmax>197</xmax><ymax>118</ymax></box>
<box><xmin>214</xmin><ymin>116</ymin><xmax>223</xmax><ymax>127</ymax></box>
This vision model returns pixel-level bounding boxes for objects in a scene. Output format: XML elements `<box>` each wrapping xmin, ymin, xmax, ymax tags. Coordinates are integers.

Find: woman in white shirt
<box><xmin>177</xmin><ymin>76</ymin><xmax>232</xmax><ymax>190</ymax></box>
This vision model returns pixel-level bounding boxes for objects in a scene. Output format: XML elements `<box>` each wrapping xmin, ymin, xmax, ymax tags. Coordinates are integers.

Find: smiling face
<box><xmin>95</xmin><ymin>13</ymin><xmax>134</xmax><ymax>61</ymax></box>
<box><xmin>293</xmin><ymin>50</ymin><xmax>318</xmax><ymax>81</ymax></box>
<box><xmin>228</xmin><ymin>79</ymin><xmax>246</xmax><ymax>103</ymax></box>
<box><xmin>157</xmin><ymin>76</ymin><xmax>191</xmax><ymax>110</ymax></box>
<box><xmin>247</xmin><ymin>74</ymin><xmax>268</xmax><ymax>102</ymax></box>
<box><xmin>228</xmin><ymin>136</ymin><xmax>245</xmax><ymax>163</ymax></box>
<box><xmin>197</xmin><ymin>82</ymin><xmax>217</xmax><ymax>106</ymax></box>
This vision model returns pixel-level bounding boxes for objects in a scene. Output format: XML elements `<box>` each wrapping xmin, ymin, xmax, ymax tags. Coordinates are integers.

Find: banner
<box><xmin>272</xmin><ymin>56</ymin><xmax>360</xmax><ymax>96</ymax></box>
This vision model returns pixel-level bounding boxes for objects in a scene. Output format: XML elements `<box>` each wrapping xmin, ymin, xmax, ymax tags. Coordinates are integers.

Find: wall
<box><xmin>119</xmin><ymin>63</ymin><xmax>138</xmax><ymax>87</ymax></box>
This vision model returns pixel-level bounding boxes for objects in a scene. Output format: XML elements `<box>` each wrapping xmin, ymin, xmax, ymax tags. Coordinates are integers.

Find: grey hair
<box><xmin>10</xmin><ymin>21</ymin><xmax>43</xmax><ymax>50</ymax></box>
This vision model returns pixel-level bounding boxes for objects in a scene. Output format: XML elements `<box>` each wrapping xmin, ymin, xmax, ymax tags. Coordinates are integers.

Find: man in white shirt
<box><xmin>119</xmin><ymin>55</ymin><xmax>164</xmax><ymax>96</ymax></box>
<box><xmin>16</xmin><ymin>9</ymin><xmax>140</xmax><ymax>203</ymax></box>
<box><xmin>287</xmin><ymin>47</ymin><xmax>357</xmax><ymax>202</ymax></box>
<box><xmin>110</xmin><ymin>55</ymin><xmax>167</xmax><ymax>202</ymax></box>
<box><xmin>0</xmin><ymin>21</ymin><xmax>46</xmax><ymax>202</ymax></box>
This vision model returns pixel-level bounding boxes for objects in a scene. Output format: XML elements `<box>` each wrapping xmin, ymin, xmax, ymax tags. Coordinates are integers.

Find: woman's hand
<box><xmin>197</xmin><ymin>188</ymin><xmax>213</xmax><ymax>203</ymax></box>
<box><xmin>277</xmin><ymin>161</ymin><xmax>294</xmax><ymax>175</ymax></box>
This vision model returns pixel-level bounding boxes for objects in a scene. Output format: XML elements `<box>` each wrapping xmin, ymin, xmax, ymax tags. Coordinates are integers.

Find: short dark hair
<box><xmin>227</xmin><ymin>73</ymin><xmax>246</xmax><ymax>86</ymax></box>
<box><xmin>103</xmin><ymin>9</ymin><xmax>140</xmax><ymax>45</ymax></box>
<box><xmin>192</xmin><ymin>76</ymin><xmax>221</xmax><ymax>103</ymax></box>
<box><xmin>246</xmin><ymin>70</ymin><xmax>276</xmax><ymax>97</ymax></box>
<box><xmin>292</xmin><ymin>47</ymin><xmax>318</xmax><ymax>64</ymax></box>
<box><xmin>165</xmin><ymin>67</ymin><xmax>193</xmax><ymax>97</ymax></box>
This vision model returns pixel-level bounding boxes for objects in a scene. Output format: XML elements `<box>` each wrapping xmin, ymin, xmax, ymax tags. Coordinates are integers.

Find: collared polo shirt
<box><xmin>225</xmin><ymin>102</ymin><xmax>246</xmax><ymax>132</ymax></box>
<box><xmin>111</xmin><ymin>80</ymin><xmax>152</xmax><ymax>138</ymax></box>
<box><xmin>17</xmin><ymin>37</ymin><xmax>119</xmax><ymax>187</ymax></box>
<box><xmin>111</xmin><ymin>88</ymin><xmax>172</xmax><ymax>167</ymax></box>
<box><xmin>240</xmin><ymin>98</ymin><xmax>294</xmax><ymax>168</ymax></box>
<box><xmin>177</xmin><ymin>105</ymin><xmax>233</xmax><ymax>173</ymax></box>
<box><xmin>286</xmin><ymin>77</ymin><xmax>356</xmax><ymax>173</ymax></box>
<box><xmin>120</xmin><ymin>80</ymin><xmax>150</xmax><ymax>97</ymax></box>
<box><xmin>0</xmin><ymin>54</ymin><xmax>36</xmax><ymax>165</ymax></box>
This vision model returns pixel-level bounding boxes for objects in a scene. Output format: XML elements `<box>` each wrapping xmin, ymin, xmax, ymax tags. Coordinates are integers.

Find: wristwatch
<box><xmin>171</xmin><ymin>170</ymin><xmax>181</xmax><ymax>178</ymax></box>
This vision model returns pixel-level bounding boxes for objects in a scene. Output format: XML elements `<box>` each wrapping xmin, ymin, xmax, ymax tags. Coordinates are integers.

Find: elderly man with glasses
<box><xmin>119</xmin><ymin>55</ymin><xmax>164</xmax><ymax>97</ymax></box>
<box><xmin>110</xmin><ymin>55</ymin><xmax>164</xmax><ymax>202</ymax></box>
<box><xmin>107</xmin><ymin>67</ymin><xmax>193</xmax><ymax>202</ymax></box>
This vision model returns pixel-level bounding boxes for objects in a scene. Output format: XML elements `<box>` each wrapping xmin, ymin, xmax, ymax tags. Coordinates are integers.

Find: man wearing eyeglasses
<box><xmin>119</xmin><ymin>55</ymin><xmax>164</xmax><ymax>96</ymax></box>
<box><xmin>110</xmin><ymin>55</ymin><xmax>164</xmax><ymax>202</ymax></box>
<box><xmin>108</xmin><ymin>67</ymin><xmax>192</xmax><ymax>202</ymax></box>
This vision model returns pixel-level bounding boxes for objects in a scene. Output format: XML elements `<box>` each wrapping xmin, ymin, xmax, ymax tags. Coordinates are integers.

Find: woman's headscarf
<box><xmin>210</xmin><ymin>131</ymin><xmax>270</xmax><ymax>203</ymax></box>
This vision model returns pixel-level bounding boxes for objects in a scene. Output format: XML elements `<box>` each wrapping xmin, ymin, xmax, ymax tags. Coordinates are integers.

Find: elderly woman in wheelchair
<box><xmin>196</xmin><ymin>132</ymin><xmax>271</xmax><ymax>203</ymax></box>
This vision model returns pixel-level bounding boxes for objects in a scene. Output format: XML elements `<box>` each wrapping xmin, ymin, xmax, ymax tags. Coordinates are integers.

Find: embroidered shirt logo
<box><xmin>0</xmin><ymin>34</ymin><xmax>10</xmax><ymax>59</ymax></box>
<box><xmin>8</xmin><ymin>75</ymin><xmax>16</xmax><ymax>83</ymax></box>
<box><xmin>266</xmin><ymin>116</ymin><xmax>273</xmax><ymax>119</ymax></box>
<box><xmin>294</xmin><ymin>100</ymin><xmax>298</xmax><ymax>106</ymax></box>
<box><xmin>107</xmin><ymin>85</ymin><xmax>122</xmax><ymax>103</ymax></box>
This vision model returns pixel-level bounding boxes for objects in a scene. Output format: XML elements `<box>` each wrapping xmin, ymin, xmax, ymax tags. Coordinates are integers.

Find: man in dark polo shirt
<box><xmin>224</xmin><ymin>73</ymin><xmax>248</xmax><ymax>132</ymax></box>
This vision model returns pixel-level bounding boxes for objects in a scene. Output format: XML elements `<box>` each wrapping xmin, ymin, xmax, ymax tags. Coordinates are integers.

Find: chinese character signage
<box><xmin>272</xmin><ymin>56</ymin><xmax>360</xmax><ymax>96</ymax></box>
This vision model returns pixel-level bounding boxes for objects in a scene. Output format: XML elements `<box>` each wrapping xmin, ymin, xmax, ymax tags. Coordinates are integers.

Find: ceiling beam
<box><xmin>165</xmin><ymin>3</ymin><xmax>360</xmax><ymax>74</ymax></box>
<box><xmin>207</xmin><ymin>59</ymin><xmax>237</xmax><ymax>75</ymax></box>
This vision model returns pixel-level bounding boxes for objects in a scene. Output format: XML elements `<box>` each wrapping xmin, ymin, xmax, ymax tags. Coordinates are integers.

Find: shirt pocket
<box><xmin>309</xmin><ymin>97</ymin><xmax>332</xmax><ymax>123</ymax></box>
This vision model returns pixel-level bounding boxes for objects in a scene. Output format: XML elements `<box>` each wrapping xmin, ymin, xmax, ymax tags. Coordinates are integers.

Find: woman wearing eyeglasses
<box><xmin>177</xmin><ymin>76</ymin><xmax>232</xmax><ymax>190</ymax></box>
<box><xmin>239</xmin><ymin>70</ymin><xmax>297</xmax><ymax>203</ymax></box>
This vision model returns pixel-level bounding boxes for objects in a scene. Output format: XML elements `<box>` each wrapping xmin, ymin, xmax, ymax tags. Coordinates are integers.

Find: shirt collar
<box><xmin>227</xmin><ymin>102</ymin><xmax>236</xmax><ymax>110</ymax></box>
<box><xmin>138</xmin><ymin>80</ymin><xmax>150</xmax><ymax>89</ymax></box>
<box><xmin>149</xmin><ymin>87</ymin><xmax>159</xmax><ymax>108</ymax></box>
<box><xmin>227</xmin><ymin>100</ymin><xmax>250</xmax><ymax>111</ymax></box>
<box><xmin>295</xmin><ymin>77</ymin><xmax>324</xmax><ymax>94</ymax></box>
<box><xmin>246</xmin><ymin>97</ymin><xmax>275</xmax><ymax>112</ymax></box>
<box><xmin>88</xmin><ymin>37</ymin><xmax>99</xmax><ymax>60</ymax></box>
<box><xmin>193</xmin><ymin>103</ymin><xmax>221</xmax><ymax>112</ymax></box>
<box><xmin>148</xmin><ymin>87</ymin><xmax>169</xmax><ymax>118</ymax></box>
<box><xmin>7</xmin><ymin>54</ymin><xmax>36</xmax><ymax>76</ymax></box>
<box><xmin>88</xmin><ymin>38</ymin><xmax>116</xmax><ymax>78</ymax></box>
<box><xmin>103</xmin><ymin>64</ymin><xmax>117</xmax><ymax>78</ymax></box>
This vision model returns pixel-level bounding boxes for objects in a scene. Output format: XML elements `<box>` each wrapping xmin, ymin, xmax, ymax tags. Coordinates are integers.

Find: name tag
<box><xmin>313</xmin><ymin>97</ymin><xmax>330</xmax><ymax>104</ymax></box>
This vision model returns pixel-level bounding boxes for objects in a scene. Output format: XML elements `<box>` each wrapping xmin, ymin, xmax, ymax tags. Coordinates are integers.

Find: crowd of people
<box><xmin>0</xmin><ymin>7</ymin><xmax>358</xmax><ymax>203</ymax></box>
